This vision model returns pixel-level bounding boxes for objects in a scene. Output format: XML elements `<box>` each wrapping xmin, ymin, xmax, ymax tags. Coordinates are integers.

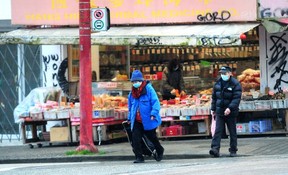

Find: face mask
<box><xmin>133</xmin><ymin>82</ymin><xmax>142</xmax><ymax>88</ymax></box>
<box><xmin>221</xmin><ymin>74</ymin><xmax>230</xmax><ymax>81</ymax></box>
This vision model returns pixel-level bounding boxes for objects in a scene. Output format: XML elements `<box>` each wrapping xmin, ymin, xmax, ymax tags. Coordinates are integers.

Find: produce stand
<box><xmin>20</xmin><ymin>117</ymin><xmax>72</xmax><ymax>148</ymax></box>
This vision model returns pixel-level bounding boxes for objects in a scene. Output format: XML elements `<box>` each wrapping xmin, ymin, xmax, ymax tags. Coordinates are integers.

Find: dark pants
<box><xmin>132</xmin><ymin>121</ymin><xmax>164</xmax><ymax>159</ymax></box>
<box><xmin>211</xmin><ymin>114</ymin><xmax>238</xmax><ymax>153</ymax></box>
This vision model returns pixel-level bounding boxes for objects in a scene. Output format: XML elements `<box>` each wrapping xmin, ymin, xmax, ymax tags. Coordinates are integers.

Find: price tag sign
<box><xmin>91</xmin><ymin>8</ymin><xmax>110</xmax><ymax>32</ymax></box>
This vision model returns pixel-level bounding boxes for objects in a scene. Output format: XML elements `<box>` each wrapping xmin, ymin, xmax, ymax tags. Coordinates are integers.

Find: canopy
<box><xmin>0</xmin><ymin>23</ymin><xmax>259</xmax><ymax>46</ymax></box>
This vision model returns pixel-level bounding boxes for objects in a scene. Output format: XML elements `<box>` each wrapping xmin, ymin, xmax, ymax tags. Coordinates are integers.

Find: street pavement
<box><xmin>1</xmin><ymin>136</ymin><xmax>288</xmax><ymax>164</ymax></box>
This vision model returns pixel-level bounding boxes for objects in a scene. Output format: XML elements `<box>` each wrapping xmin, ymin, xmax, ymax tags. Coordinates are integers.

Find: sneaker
<box><xmin>209</xmin><ymin>149</ymin><xmax>220</xmax><ymax>158</ymax></box>
<box><xmin>230</xmin><ymin>152</ymin><xmax>237</xmax><ymax>157</ymax></box>
<box><xmin>133</xmin><ymin>157</ymin><xmax>144</xmax><ymax>163</ymax></box>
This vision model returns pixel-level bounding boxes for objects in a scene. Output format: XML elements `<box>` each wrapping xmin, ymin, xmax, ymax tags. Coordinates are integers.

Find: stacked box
<box><xmin>259</xmin><ymin>119</ymin><xmax>272</xmax><ymax>132</ymax></box>
<box><xmin>270</xmin><ymin>100</ymin><xmax>285</xmax><ymax>109</ymax></box>
<box><xmin>254</xmin><ymin>100</ymin><xmax>271</xmax><ymax>110</ymax></box>
<box><xmin>249</xmin><ymin>121</ymin><xmax>260</xmax><ymax>133</ymax></box>
<box><xmin>197</xmin><ymin>122</ymin><xmax>207</xmax><ymax>133</ymax></box>
<box><xmin>30</xmin><ymin>111</ymin><xmax>43</xmax><ymax>120</ymax></box>
<box><xmin>239</xmin><ymin>101</ymin><xmax>255</xmax><ymax>111</ymax></box>
<box><xmin>236</xmin><ymin>123</ymin><xmax>249</xmax><ymax>133</ymax></box>
<box><xmin>166</xmin><ymin>108</ymin><xmax>181</xmax><ymax>116</ymax></box>
<box><xmin>57</xmin><ymin>109</ymin><xmax>70</xmax><ymax>119</ymax></box>
<box><xmin>70</xmin><ymin>108</ymin><xmax>80</xmax><ymax>118</ymax></box>
<box><xmin>43</xmin><ymin>110</ymin><xmax>57</xmax><ymax>120</ymax></box>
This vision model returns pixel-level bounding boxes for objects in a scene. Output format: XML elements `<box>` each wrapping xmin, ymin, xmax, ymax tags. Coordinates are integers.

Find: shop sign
<box><xmin>258</xmin><ymin>0</ymin><xmax>288</xmax><ymax>20</ymax></box>
<box><xmin>97</xmin><ymin>82</ymin><xmax>118</xmax><ymax>89</ymax></box>
<box><xmin>11</xmin><ymin>0</ymin><xmax>257</xmax><ymax>25</ymax></box>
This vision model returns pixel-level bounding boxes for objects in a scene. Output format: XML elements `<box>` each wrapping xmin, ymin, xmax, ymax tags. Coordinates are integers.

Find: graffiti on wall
<box><xmin>196</xmin><ymin>36</ymin><xmax>238</xmax><ymax>46</ymax></box>
<box><xmin>137</xmin><ymin>37</ymin><xmax>162</xmax><ymax>46</ymax></box>
<box><xmin>42</xmin><ymin>54</ymin><xmax>60</xmax><ymax>87</ymax></box>
<box><xmin>259</xmin><ymin>0</ymin><xmax>288</xmax><ymax>19</ymax></box>
<box><xmin>197</xmin><ymin>10</ymin><xmax>231</xmax><ymax>22</ymax></box>
<box><xmin>267</xmin><ymin>32</ymin><xmax>288</xmax><ymax>90</ymax></box>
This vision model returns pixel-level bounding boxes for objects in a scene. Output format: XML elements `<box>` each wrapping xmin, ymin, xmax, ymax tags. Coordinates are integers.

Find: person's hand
<box><xmin>211</xmin><ymin>110</ymin><xmax>216</xmax><ymax>119</ymax></box>
<box><xmin>150</xmin><ymin>116</ymin><xmax>155</xmax><ymax>120</ymax></box>
<box><xmin>211</xmin><ymin>110</ymin><xmax>215</xmax><ymax>116</ymax></box>
<box><xmin>127</xmin><ymin>120</ymin><xmax>131</xmax><ymax>124</ymax></box>
<box><xmin>170</xmin><ymin>89</ymin><xmax>176</xmax><ymax>95</ymax></box>
<box><xmin>224</xmin><ymin>108</ymin><xmax>231</xmax><ymax>116</ymax></box>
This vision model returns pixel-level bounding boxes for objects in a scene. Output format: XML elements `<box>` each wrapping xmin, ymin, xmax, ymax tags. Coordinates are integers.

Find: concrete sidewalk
<box><xmin>1</xmin><ymin>137</ymin><xmax>288</xmax><ymax>164</ymax></box>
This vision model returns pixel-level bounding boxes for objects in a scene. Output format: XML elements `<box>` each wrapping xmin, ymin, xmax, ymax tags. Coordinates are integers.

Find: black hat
<box><xmin>219</xmin><ymin>66</ymin><xmax>232</xmax><ymax>73</ymax></box>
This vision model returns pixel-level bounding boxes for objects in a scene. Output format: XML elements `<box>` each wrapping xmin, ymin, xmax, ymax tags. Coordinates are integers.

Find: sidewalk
<box><xmin>1</xmin><ymin>136</ymin><xmax>288</xmax><ymax>164</ymax></box>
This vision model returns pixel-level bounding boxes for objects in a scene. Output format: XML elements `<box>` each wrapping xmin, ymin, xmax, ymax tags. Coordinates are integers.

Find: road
<box><xmin>1</xmin><ymin>155</ymin><xmax>288</xmax><ymax>175</ymax></box>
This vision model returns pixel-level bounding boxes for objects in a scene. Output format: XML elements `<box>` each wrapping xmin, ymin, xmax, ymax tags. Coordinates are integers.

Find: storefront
<box><xmin>2</xmin><ymin>0</ymin><xmax>288</xmax><ymax>144</ymax></box>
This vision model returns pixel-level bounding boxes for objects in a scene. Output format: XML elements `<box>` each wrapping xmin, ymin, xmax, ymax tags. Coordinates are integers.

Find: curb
<box><xmin>0</xmin><ymin>154</ymin><xmax>251</xmax><ymax>164</ymax></box>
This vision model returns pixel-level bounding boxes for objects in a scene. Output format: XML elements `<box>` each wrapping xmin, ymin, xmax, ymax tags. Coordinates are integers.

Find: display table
<box><xmin>70</xmin><ymin>118</ymin><xmax>126</xmax><ymax>145</ymax></box>
<box><xmin>20</xmin><ymin>117</ymin><xmax>71</xmax><ymax>148</ymax></box>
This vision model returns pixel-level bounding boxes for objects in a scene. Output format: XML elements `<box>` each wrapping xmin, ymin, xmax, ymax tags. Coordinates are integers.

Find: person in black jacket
<box><xmin>161</xmin><ymin>58</ymin><xmax>186</xmax><ymax>100</ymax></box>
<box><xmin>209</xmin><ymin>66</ymin><xmax>242</xmax><ymax>157</ymax></box>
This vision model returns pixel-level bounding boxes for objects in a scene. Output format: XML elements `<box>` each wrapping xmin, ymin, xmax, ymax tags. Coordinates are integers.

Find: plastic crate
<box><xmin>259</xmin><ymin>119</ymin><xmax>272</xmax><ymax>132</ymax></box>
<box><xmin>236</xmin><ymin>123</ymin><xmax>249</xmax><ymax>133</ymax></box>
<box><xmin>249</xmin><ymin>121</ymin><xmax>260</xmax><ymax>133</ymax></box>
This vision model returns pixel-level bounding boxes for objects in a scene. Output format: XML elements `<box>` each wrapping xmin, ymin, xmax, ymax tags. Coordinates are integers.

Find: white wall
<box><xmin>0</xmin><ymin>0</ymin><xmax>11</xmax><ymax>19</ymax></box>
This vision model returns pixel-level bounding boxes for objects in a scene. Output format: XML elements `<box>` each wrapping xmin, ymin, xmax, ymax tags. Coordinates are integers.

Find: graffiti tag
<box><xmin>268</xmin><ymin>33</ymin><xmax>288</xmax><ymax>90</ymax></box>
<box><xmin>197</xmin><ymin>36</ymin><xmax>238</xmax><ymax>46</ymax></box>
<box><xmin>197</xmin><ymin>10</ymin><xmax>231</xmax><ymax>22</ymax></box>
<box><xmin>42</xmin><ymin>54</ymin><xmax>60</xmax><ymax>87</ymax></box>
<box><xmin>260</xmin><ymin>7</ymin><xmax>288</xmax><ymax>18</ymax></box>
<box><xmin>137</xmin><ymin>37</ymin><xmax>162</xmax><ymax>46</ymax></box>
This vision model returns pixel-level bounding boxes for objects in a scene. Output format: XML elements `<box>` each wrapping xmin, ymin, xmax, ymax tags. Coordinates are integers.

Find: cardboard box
<box><xmin>197</xmin><ymin>122</ymin><xmax>207</xmax><ymax>133</ymax></box>
<box><xmin>50</xmin><ymin>127</ymin><xmax>70</xmax><ymax>142</ymax></box>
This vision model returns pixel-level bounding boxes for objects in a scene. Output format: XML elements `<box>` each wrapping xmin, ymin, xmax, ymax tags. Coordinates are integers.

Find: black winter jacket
<box><xmin>162</xmin><ymin>67</ymin><xmax>185</xmax><ymax>96</ymax></box>
<box><xmin>211</xmin><ymin>77</ymin><xmax>242</xmax><ymax>116</ymax></box>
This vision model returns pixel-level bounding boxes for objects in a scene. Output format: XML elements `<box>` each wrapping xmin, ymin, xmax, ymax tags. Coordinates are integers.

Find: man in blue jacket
<box><xmin>128</xmin><ymin>70</ymin><xmax>164</xmax><ymax>163</ymax></box>
<box><xmin>210</xmin><ymin>66</ymin><xmax>242</xmax><ymax>157</ymax></box>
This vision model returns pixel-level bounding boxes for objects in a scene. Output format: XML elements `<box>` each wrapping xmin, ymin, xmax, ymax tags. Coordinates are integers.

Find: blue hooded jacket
<box><xmin>128</xmin><ymin>81</ymin><xmax>162</xmax><ymax>131</ymax></box>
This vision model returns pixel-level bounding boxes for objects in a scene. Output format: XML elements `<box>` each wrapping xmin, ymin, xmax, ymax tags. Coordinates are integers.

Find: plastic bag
<box><xmin>211</xmin><ymin>115</ymin><xmax>216</xmax><ymax>137</ymax></box>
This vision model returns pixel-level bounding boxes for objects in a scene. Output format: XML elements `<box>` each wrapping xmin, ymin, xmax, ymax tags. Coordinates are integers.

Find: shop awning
<box><xmin>0</xmin><ymin>23</ymin><xmax>259</xmax><ymax>46</ymax></box>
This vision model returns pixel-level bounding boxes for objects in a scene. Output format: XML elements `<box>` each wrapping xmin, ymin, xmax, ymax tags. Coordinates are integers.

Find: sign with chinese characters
<box><xmin>12</xmin><ymin>0</ymin><xmax>257</xmax><ymax>25</ymax></box>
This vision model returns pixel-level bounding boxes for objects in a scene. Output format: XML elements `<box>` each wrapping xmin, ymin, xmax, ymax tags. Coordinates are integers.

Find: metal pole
<box><xmin>76</xmin><ymin>0</ymin><xmax>97</xmax><ymax>152</ymax></box>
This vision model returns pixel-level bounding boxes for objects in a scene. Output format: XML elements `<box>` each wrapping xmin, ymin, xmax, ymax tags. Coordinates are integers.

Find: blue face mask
<box><xmin>133</xmin><ymin>82</ymin><xmax>142</xmax><ymax>88</ymax></box>
<box><xmin>221</xmin><ymin>74</ymin><xmax>230</xmax><ymax>81</ymax></box>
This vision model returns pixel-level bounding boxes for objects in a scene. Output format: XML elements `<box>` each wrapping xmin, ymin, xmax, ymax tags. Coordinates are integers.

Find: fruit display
<box><xmin>237</xmin><ymin>68</ymin><xmax>260</xmax><ymax>91</ymax></box>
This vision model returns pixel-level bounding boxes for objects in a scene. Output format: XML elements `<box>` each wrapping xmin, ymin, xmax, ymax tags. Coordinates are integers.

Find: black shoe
<box><xmin>156</xmin><ymin>148</ymin><xmax>164</xmax><ymax>162</ymax></box>
<box><xmin>209</xmin><ymin>149</ymin><xmax>220</xmax><ymax>158</ymax></box>
<box><xmin>133</xmin><ymin>158</ymin><xmax>144</xmax><ymax>163</ymax></box>
<box><xmin>230</xmin><ymin>152</ymin><xmax>237</xmax><ymax>157</ymax></box>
